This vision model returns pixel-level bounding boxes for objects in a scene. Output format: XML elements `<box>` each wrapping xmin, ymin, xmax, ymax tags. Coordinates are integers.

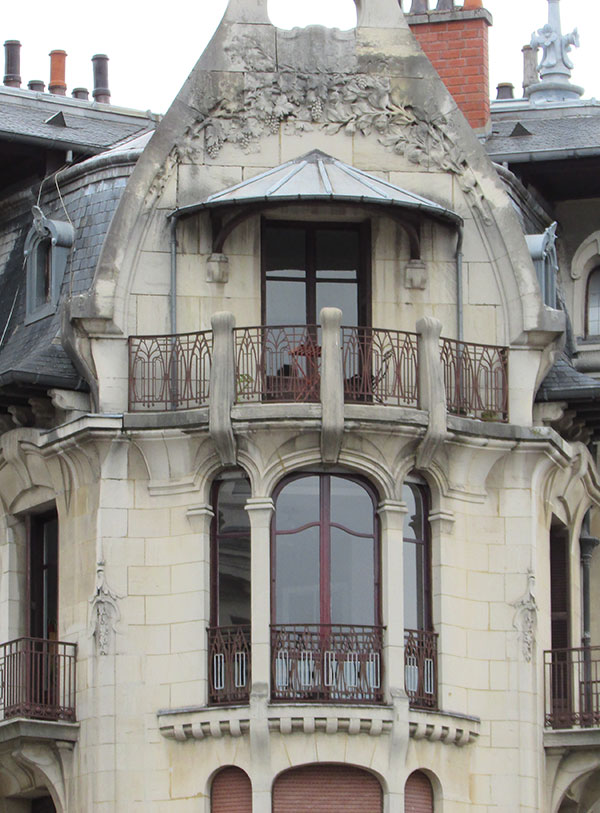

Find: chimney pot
<box><xmin>92</xmin><ymin>54</ymin><xmax>110</xmax><ymax>104</ymax></box>
<box><xmin>28</xmin><ymin>79</ymin><xmax>45</xmax><ymax>92</ymax></box>
<box><xmin>496</xmin><ymin>83</ymin><xmax>515</xmax><ymax>100</ymax></box>
<box><xmin>462</xmin><ymin>0</ymin><xmax>483</xmax><ymax>8</ymax></box>
<box><xmin>49</xmin><ymin>49</ymin><xmax>67</xmax><ymax>95</ymax></box>
<box><xmin>72</xmin><ymin>87</ymin><xmax>89</xmax><ymax>101</ymax></box>
<box><xmin>4</xmin><ymin>40</ymin><xmax>21</xmax><ymax>88</ymax></box>
<box><xmin>410</xmin><ymin>0</ymin><xmax>429</xmax><ymax>12</ymax></box>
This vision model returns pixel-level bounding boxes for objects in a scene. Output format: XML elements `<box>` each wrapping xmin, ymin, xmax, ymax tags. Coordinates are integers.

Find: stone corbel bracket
<box><xmin>415</xmin><ymin>317</ymin><xmax>448</xmax><ymax>469</ymax></box>
<box><xmin>409</xmin><ymin>709</ymin><xmax>480</xmax><ymax>747</ymax></box>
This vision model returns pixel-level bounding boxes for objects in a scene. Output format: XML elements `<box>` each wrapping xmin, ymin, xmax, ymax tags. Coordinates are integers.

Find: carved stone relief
<box><xmin>89</xmin><ymin>563</ymin><xmax>121</xmax><ymax>656</ymax></box>
<box><xmin>512</xmin><ymin>570</ymin><xmax>539</xmax><ymax>662</ymax></box>
<box><xmin>151</xmin><ymin>35</ymin><xmax>491</xmax><ymax>223</ymax></box>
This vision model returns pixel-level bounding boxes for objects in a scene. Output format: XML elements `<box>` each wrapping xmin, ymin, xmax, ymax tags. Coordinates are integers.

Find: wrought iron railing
<box><xmin>271</xmin><ymin>624</ymin><xmax>384</xmax><ymax>704</ymax></box>
<box><xmin>234</xmin><ymin>325</ymin><xmax>321</xmax><ymax>403</ymax></box>
<box><xmin>440</xmin><ymin>338</ymin><xmax>508</xmax><ymax>421</ymax></box>
<box><xmin>404</xmin><ymin>629</ymin><xmax>438</xmax><ymax>710</ymax></box>
<box><xmin>341</xmin><ymin>327</ymin><xmax>419</xmax><ymax>407</ymax></box>
<box><xmin>208</xmin><ymin>626</ymin><xmax>251</xmax><ymax>706</ymax></box>
<box><xmin>544</xmin><ymin>646</ymin><xmax>600</xmax><ymax>729</ymax></box>
<box><xmin>0</xmin><ymin>638</ymin><xmax>76</xmax><ymax>722</ymax></box>
<box><xmin>128</xmin><ymin>330</ymin><xmax>213</xmax><ymax>411</ymax></box>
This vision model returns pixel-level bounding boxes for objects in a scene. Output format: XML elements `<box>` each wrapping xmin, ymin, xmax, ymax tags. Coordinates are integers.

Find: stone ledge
<box><xmin>409</xmin><ymin>708</ymin><xmax>480</xmax><ymax>746</ymax></box>
<box><xmin>158</xmin><ymin>703</ymin><xmax>478</xmax><ymax>746</ymax></box>
<box><xmin>0</xmin><ymin>717</ymin><xmax>80</xmax><ymax>745</ymax></box>
<box><xmin>544</xmin><ymin>727</ymin><xmax>600</xmax><ymax>752</ymax></box>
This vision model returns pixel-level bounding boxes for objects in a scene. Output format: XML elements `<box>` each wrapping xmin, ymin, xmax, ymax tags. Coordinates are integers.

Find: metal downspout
<box><xmin>456</xmin><ymin>225</ymin><xmax>464</xmax><ymax>342</ymax></box>
<box><xmin>170</xmin><ymin>216</ymin><xmax>178</xmax><ymax>337</ymax></box>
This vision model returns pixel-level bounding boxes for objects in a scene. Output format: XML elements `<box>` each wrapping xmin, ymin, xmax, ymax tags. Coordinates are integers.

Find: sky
<box><xmin>1</xmin><ymin>0</ymin><xmax>598</xmax><ymax>113</ymax></box>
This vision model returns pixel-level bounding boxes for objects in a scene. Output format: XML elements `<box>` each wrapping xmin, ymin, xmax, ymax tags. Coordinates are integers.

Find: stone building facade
<box><xmin>1</xmin><ymin>0</ymin><xmax>600</xmax><ymax>810</ymax></box>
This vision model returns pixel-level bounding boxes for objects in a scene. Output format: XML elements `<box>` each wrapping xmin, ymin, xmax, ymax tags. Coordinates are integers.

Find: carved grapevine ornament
<box><xmin>149</xmin><ymin>34</ymin><xmax>491</xmax><ymax>222</ymax></box>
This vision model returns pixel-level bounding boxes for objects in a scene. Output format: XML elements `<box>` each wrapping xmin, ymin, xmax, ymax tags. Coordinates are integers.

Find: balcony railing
<box><xmin>342</xmin><ymin>326</ymin><xmax>419</xmax><ymax>406</ymax></box>
<box><xmin>404</xmin><ymin>629</ymin><xmax>438</xmax><ymax>710</ymax></box>
<box><xmin>270</xmin><ymin>624</ymin><xmax>384</xmax><ymax>704</ymax></box>
<box><xmin>0</xmin><ymin>638</ymin><xmax>77</xmax><ymax>723</ymax></box>
<box><xmin>544</xmin><ymin>646</ymin><xmax>600</xmax><ymax>729</ymax></box>
<box><xmin>441</xmin><ymin>337</ymin><xmax>508</xmax><ymax>422</ymax></box>
<box><xmin>208</xmin><ymin>624</ymin><xmax>439</xmax><ymax>709</ymax></box>
<box><xmin>129</xmin><ymin>325</ymin><xmax>508</xmax><ymax>421</ymax></box>
<box><xmin>208</xmin><ymin>625</ymin><xmax>251</xmax><ymax>706</ymax></box>
<box><xmin>129</xmin><ymin>330</ymin><xmax>212</xmax><ymax>411</ymax></box>
<box><xmin>234</xmin><ymin>325</ymin><xmax>320</xmax><ymax>403</ymax></box>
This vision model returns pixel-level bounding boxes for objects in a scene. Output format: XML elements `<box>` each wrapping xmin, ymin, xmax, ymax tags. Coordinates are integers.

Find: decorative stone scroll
<box><xmin>512</xmin><ymin>570</ymin><xmax>539</xmax><ymax>663</ymax></box>
<box><xmin>89</xmin><ymin>563</ymin><xmax>121</xmax><ymax>656</ymax></box>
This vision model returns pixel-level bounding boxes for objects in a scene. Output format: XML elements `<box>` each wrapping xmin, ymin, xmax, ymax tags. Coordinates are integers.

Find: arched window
<box><xmin>273</xmin><ymin>765</ymin><xmax>382</xmax><ymax>812</ymax></box>
<box><xmin>271</xmin><ymin>473</ymin><xmax>382</xmax><ymax>702</ymax></box>
<box><xmin>405</xmin><ymin>770</ymin><xmax>434</xmax><ymax>812</ymax></box>
<box><xmin>209</xmin><ymin>473</ymin><xmax>251</xmax><ymax>705</ymax></box>
<box><xmin>212</xmin><ymin>766</ymin><xmax>252</xmax><ymax>813</ymax></box>
<box><xmin>587</xmin><ymin>267</ymin><xmax>600</xmax><ymax>336</ymax></box>
<box><xmin>403</xmin><ymin>477</ymin><xmax>436</xmax><ymax>710</ymax></box>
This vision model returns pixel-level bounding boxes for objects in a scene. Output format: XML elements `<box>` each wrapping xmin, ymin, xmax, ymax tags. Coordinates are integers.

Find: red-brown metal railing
<box><xmin>404</xmin><ymin>629</ymin><xmax>438</xmax><ymax>710</ymax></box>
<box><xmin>271</xmin><ymin>624</ymin><xmax>384</xmax><ymax>704</ymax></box>
<box><xmin>341</xmin><ymin>327</ymin><xmax>419</xmax><ymax>407</ymax></box>
<box><xmin>128</xmin><ymin>330</ymin><xmax>212</xmax><ymax>411</ymax></box>
<box><xmin>234</xmin><ymin>326</ymin><xmax>321</xmax><ymax>403</ymax></box>
<box><xmin>0</xmin><ymin>638</ymin><xmax>76</xmax><ymax>722</ymax></box>
<box><xmin>544</xmin><ymin>646</ymin><xmax>600</xmax><ymax>729</ymax></box>
<box><xmin>440</xmin><ymin>338</ymin><xmax>508</xmax><ymax>421</ymax></box>
<box><xmin>208</xmin><ymin>626</ymin><xmax>251</xmax><ymax>706</ymax></box>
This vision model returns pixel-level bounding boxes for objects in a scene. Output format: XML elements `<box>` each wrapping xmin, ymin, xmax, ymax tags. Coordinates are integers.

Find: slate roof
<box><xmin>537</xmin><ymin>354</ymin><xmax>600</xmax><ymax>403</ymax></box>
<box><xmin>0</xmin><ymin>87</ymin><xmax>157</xmax><ymax>153</ymax></box>
<box><xmin>486</xmin><ymin>102</ymin><xmax>600</xmax><ymax>162</ymax></box>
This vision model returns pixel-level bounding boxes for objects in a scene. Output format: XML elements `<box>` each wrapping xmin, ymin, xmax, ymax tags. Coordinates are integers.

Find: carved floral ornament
<box><xmin>151</xmin><ymin>34</ymin><xmax>491</xmax><ymax>223</ymax></box>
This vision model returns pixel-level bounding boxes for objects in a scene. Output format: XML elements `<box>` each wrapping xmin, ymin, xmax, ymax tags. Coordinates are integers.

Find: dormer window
<box><xmin>24</xmin><ymin>206</ymin><xmax>74</xmax><ymax>324</ymax></box>
<box><xmin>587</xmin><ymin>267</ymin><xmax>600</xmax><ymax>337</ymax></box>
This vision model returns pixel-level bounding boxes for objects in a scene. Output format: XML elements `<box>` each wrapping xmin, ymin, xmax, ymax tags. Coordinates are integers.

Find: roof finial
<box><xmin>526</xmin><ymin>0</ymin><xmax>583</xmax><ymax>103</ymax></box>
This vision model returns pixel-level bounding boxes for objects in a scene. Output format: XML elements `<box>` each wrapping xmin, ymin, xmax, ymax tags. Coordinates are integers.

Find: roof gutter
<box><xmin>488</xmin><ymin>146</ymin><xmax>600</xmax><ymax>165</ymax></box>
<box><xmin>0</xmin><ymin>130</ymin><xmax>105</xmax><ymax>155</ymax></box>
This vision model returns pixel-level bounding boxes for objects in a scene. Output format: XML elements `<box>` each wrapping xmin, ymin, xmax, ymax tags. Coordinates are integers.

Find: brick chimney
<box><xmin>407</xmin><ymin>1</ymin><xmax>492</xmax><ymax>132</ymax></box>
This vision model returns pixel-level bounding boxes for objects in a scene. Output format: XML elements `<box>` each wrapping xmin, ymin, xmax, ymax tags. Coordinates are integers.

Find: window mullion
<box><xmin>320</xmin><ymin>474</ymin><xmax>331</xmax><ymax>627</ymax></box>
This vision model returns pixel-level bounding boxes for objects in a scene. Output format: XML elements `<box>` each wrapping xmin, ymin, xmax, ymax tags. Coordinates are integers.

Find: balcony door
<box><xmin>29</xmin><ymin>512</ymin><xmax>58</xmax><ymax>641</ymax></box>
<box><xmin>260</xmin><ymin>221</ymin><xmax>369</xmax><ymax>402</ymax></box>
<box><xmin>271</xmin><ymin>473</ymin><xmax>382</xmax><ymax>702</ymax></box>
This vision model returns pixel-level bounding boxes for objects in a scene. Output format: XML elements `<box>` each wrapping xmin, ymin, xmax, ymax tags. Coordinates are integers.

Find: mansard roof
<box><xmin>169</xmin><ymin>150</ymin><xmax>463</xmax><ymax>227</ymax></box>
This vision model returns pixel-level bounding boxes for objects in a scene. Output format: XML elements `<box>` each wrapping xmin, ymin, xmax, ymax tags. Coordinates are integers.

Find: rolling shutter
<box><xmin>212</xmin><ymin>766</ymin><xmax>252</xmax><ymax>813</ymax></box>
<box><xmin>405</xmin><ymin>771</ymin><xmax>434</xmax><ymax>812</ymax></box>
<box><xmin>273</xmin><ymin>764</ymin><xmax>382</xmax><ymax>812</ymax></box>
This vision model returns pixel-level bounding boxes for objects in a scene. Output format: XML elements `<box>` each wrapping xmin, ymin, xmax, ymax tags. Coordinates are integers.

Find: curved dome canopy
<box><xmin>169</xmin><ymin>149</ymin><xmax>462</xmax><ymax>227</ymax></box>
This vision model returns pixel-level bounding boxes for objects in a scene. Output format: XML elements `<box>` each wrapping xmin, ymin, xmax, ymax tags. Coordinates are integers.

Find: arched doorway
<box><xmin>272</xmin><ymin>764</ymin><xmax>382</xmax><ymax>812</ymax></box>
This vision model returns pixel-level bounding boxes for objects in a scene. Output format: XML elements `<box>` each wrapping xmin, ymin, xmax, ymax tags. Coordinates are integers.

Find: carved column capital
<box><xmin>209</xmin><ymin>311</ymin><xmax>237</xmax><ymax>466</ymax></box>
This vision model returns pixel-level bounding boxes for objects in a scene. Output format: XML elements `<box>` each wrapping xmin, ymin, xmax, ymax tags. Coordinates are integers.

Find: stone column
<box><xmin>319</xmin><ymin>307</ymin><xmax>344</xmax><ymax>464</ymax></box>
<box><xmin>246</xmin><ymin>497</ymin><xmax>275</xmax><ymax>813</ymax></box>
<box><xmin>580</xmin><ymin>532</ymin><xmax>599</xmax><ymax>648</ymax></box>
<box><xmin>378</xmin><ymin>500</ymin><xmax>408</xmax><ymax>697</ymax></box>
<box><xmin>209</xmin><ymin>311</ymin><xmax>237</xmax><ymax>466</ymax></box>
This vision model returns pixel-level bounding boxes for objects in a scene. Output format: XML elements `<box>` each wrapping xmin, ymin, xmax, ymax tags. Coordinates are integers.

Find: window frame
<box><xmin>261</xmin><ymin>218</ymin><xmax>372</xmax><ymax>328</ymax></box>
<box><xmin>24</xmin><ymin>209</ymin><xmax>74</xmax><ymax>324</ymax></box>
<box><xmin>585</xmin><ymin>265</ymin><xmax>600</xmax><ymax>338</ymax></box>
<box><xmin>402</xmin><ymin>477</ymin><xmax>433</xmax><ymax>633</ymax></box>
<box><xmin>270</xmin><ymin>472</ymin><xmax>381</xmax><ymax>628</ymax></box>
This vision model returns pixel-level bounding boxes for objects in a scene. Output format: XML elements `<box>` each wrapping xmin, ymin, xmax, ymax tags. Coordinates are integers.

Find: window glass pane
<box><xmin>34</xmin><ymin>239</ymin><xmax>51</xmax><ymax>308</ymax></box>
<box><xmin>265</xmin><ymin>226</ymin><xmax>306</xmax><ymax>273</ymax></box>
<box><xmin>276</xmin><ymin>476</ymin><xmax>320</xmax><ymax>531</ymax></box>
<box><xmin>217</xmin><ymin>479</ymin><xmax>251</xmax><ymax>535</ymax></box>
<box><xmin>216</xmin><ymin>478</ymin><xmax>251</xmax><ymax>626</ymax></box>
<box><xmin>316</xmin><ymin>229</ymin><xmax>359</xmax><ymax>272</ymax></box>
<box><xmin>330</xmin><ymin>476</ymin><xmax>373</xmax><ymax>535</ymax></box>
<box><xmin>316</xmin><ymin>281</ymin><xmax>357</xmax><ymax>325</ymax></box>
<box><xmin>275</xmin><ymin>527</ymin><xmax>320</xmax><ymax>624</ymax></box>
<box><xmin>330</xmin><ymin>527</ymin><xmax>375</xmax><ymax>625</ymax></box>
<box><xmin>266</xmin><ymin>280</ymin><xmax>307</xmax><ymax>325</ymax></box>
<box><xmin>402</xmin><ymin>483</ymin><xmax>424</xmax><ymax>542</ymax></box>
<box><xmin>589</xmin><ymin>269</ymin><xmax>600</xmax><ymax>335</ymax></box>
<box><xmin>403</xmin><ymin>540</ymin><xmax>426</xmax><ymax>630</ymax></box>
<box><xmin>218</xmin><ymin>536</ymin><xmax>251</xmax><ymax>626</ymax></box>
